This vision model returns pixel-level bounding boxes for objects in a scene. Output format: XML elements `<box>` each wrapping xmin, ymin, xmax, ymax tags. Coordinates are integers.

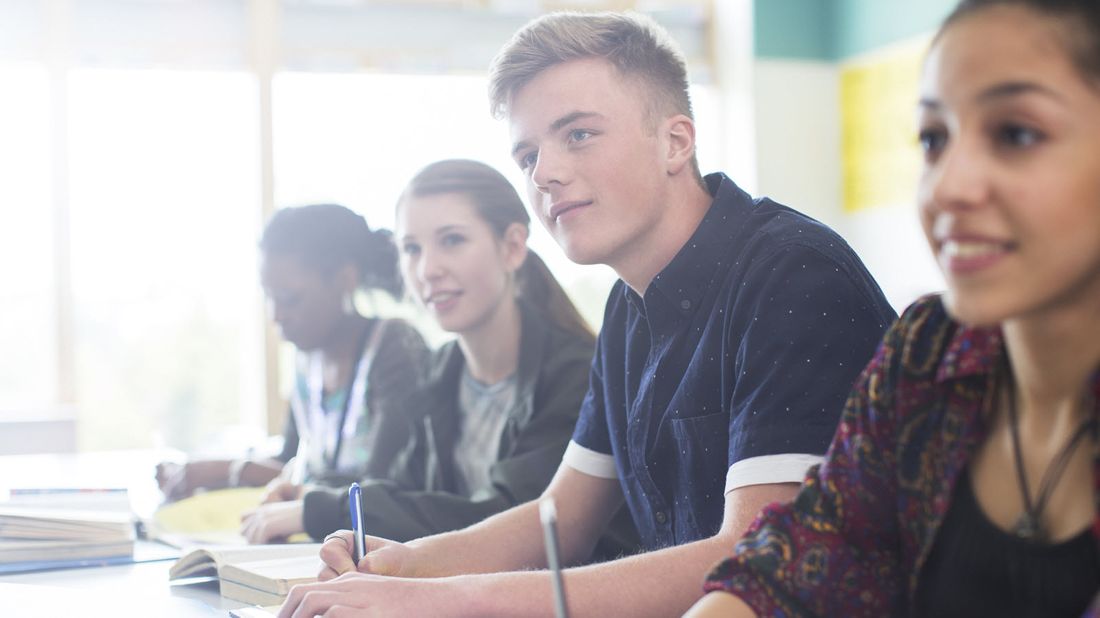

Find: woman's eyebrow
<box><xmin>977</xmin><ymin>80</ymin><xmax>1066</xmax><ymax>104</ymax></box>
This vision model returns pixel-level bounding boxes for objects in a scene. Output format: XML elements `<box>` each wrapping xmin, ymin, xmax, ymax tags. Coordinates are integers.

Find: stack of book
<box><xmin>0</xmin><ymin>488</ymin><xmax>136</xmax><ymax>573</ymax></box>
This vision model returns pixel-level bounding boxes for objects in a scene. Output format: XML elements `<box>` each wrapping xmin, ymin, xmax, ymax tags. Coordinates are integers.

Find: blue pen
<box><xmin>348</xmin><ymin>482</ymin><xmax>366</xmax><ymax>564</ymax></box>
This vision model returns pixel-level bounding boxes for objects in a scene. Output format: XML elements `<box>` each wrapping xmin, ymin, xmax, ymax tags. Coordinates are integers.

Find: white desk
<box><xmin>0</xmin><ymin>450</ymin><xmax>259</xmax><ymax>617</ymax></box>
<box><xmin>0</xmin><ymin>558</ymin><xmax>245</xmax><ymax>617</ymax></box>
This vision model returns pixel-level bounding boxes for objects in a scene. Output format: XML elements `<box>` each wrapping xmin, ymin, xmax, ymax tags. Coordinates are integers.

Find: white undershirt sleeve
<box><xmin>562</xmin><ymin>440</ymin><xmax>618</xmax><ymax>480</ymax></box>
<box><xmin>724</xmin><ymin>453</ymin><xmax>823</xmax><ymax>494</ymax></box>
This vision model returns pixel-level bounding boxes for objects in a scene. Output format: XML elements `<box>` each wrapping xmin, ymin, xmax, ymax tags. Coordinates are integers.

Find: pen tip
<box><xmin>539</xmin><ymin>498</ymin><xmax>557</xmax><ymax>523</ymax></box>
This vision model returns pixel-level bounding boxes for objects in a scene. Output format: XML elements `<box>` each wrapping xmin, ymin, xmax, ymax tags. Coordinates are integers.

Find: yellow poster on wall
<box><xmin>840</xmin><ymin>37</ymin><xmax>929</xmax><ymax>213</ymax></box>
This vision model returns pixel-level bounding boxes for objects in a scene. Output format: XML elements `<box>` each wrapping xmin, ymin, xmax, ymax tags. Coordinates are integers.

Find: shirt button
<box><xmin>680</xmin><ymin>300</ymin><xmax>691</xmax><ymax>310</ymax></box>
<box><xmin>655</xmin><ymin>511</ymin><xmax>667</xmax><ymax>524</ymax></box>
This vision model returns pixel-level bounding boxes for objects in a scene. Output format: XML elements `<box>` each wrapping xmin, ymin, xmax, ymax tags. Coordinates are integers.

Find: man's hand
<box><xmin>241</xmin><ymin>500</ymin><xmax>305</xmax><ymax>544</ymax></box>
<box><xmin>318</xmin><ymin>530</ymin><xmax>418</xmax><ymax>580</ymax></box>
<box><xmin>277</xmin><ymin>572</ymin><xmax>472</xmax><ymax>618</ymax></box>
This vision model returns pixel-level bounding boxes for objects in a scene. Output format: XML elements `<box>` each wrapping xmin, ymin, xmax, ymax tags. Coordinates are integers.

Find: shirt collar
<box><xmin>935</xmin><ymin>322</ymin><xmax>1003</xmax><ymax>383</ymax></box>
<box><xmin>935</xmin><ymin>320</ymin><xmax>1100</xmax><ymax>417</ymax></box>
<box><xmin>624</xmin><ymin>172</ymin><xmax>753</xmax><ymax>319</ymax></box>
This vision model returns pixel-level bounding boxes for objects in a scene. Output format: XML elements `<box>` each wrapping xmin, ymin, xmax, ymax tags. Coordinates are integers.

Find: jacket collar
<box><xmin>421</xmin><ymin>299</ymin><xmax>549</xmax><ymax>419</ymax></box>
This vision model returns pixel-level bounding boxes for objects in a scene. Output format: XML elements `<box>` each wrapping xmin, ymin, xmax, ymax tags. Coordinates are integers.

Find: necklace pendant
<box><xmin>1012</xmin><ymin>513</ymin><xmax>1043</xmax><ymax>542</ymax></box>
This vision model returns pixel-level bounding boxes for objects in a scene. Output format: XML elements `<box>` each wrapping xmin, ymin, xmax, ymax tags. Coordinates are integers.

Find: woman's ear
<box><xmin>335</xmin><ymin>262</ymin><xmax>360</xmax><ymax>296</ymax></box>
<box><xmin>501</xmin><ymin>222</ymin><xmax>530</xmax><ymax>273</ymax></box>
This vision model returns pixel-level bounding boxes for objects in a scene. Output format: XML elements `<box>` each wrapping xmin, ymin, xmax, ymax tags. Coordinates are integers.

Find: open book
<box><xmin>169</xmin><ymin>543</ymin><xmax>322</xmax><ymax>606</ymax></box>
<box><xmin>229</xmin><ymin>605</ymin><xmax>282</xmax><ymax>618</ymax></box>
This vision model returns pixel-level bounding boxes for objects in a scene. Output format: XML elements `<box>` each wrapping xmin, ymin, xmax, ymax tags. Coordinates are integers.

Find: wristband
<box><xmin>227</xmin><ymin>459</ymin><xmax>250</xmax><ymax>487</ymax></box>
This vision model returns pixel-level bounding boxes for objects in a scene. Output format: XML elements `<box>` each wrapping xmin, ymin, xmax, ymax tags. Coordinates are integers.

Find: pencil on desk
<box><xmin>539</xmin><ymin>498</ymin><xmax>570</xmax><ymax>618</ymax></box>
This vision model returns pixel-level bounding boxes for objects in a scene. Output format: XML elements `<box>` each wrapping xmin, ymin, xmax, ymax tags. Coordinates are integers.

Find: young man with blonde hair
<box><xmin>279</xmin><ymin>11</ymin><xmax>895</xmax><ymax>617</ymax></box>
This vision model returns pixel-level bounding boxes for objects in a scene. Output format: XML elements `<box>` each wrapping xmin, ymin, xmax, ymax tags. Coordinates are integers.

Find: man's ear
<box><xmin>501</xmin><ymin>222</ymin><xmax>530</xmax><ymax>273</ymax></box>
<box><xmin>663</xmin><ymin>114</ymin><xmax>697</xmax><ymax>176</ymax></box>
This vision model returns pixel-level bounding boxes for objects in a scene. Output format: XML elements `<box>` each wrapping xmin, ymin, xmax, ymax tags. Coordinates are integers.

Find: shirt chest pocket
<box><xmin>668</xmin><ymin>411</ymin><xmax>730</xmax><ymax>539</ymax></box>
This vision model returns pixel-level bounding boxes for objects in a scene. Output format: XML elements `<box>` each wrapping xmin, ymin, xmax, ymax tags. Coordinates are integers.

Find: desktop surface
<box><xmin>0</xmin><ymin>450</ymin><xmax>269</xmax><ymax>617</ymax></box>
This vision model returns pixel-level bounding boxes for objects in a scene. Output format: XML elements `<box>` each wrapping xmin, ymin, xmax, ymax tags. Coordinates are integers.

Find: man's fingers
<box><xmin>362</xmin><ymin>534</ymin><xmax>389</xmax><ymax>552</ymax></box>
<box><xmin>278</xmin><ymin>581</ymin><xmax>317</xmax><ymax>618</ymax></box>
<box><xmin>282</xmin><ymin>581</ymin><xmax>360</xmax><ymax>618</ymax></box>
<box><xmin>358</xmin><ymin>548</ymin><xmax>391</xmax><ymax>576</ymax></box>
<box><xmin>319</xmin><ymin>531</ymin><xmax>357</xmax><ymax>576</ymax></box>
<box><xmin>323</xmin><ymin>605</ymin><xmax>366</xmax><ymax>618</ymax></box>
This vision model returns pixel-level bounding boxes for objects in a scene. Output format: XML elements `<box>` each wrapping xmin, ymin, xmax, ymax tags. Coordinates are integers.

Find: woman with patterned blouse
<box><xmin>685</xmin><ymin>1</ymin><xmax>1100</xmax><ymax>616</ymax></box>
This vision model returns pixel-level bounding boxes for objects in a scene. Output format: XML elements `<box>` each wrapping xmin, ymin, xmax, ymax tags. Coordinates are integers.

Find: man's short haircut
<box><xmin>488</xmin><ymin>11</ymin><xmax>694</xmax><ymax>126</ymax></box>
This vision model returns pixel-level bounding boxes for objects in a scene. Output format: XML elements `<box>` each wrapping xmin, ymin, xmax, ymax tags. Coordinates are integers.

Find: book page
<box><xmin>219</xmin><ymin>554</ymin><xmax>321</xmax><ymax>594</ymax></box>
<box><xmin>169</xmin><ymin>542</ymin><xmax>323</xmax><ymax>580</ymax></box>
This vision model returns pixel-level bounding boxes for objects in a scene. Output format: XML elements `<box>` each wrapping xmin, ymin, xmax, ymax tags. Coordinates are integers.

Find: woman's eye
<box><xmin>519</xmin><ymin>151</ymin><xmax>538</xmax><ymax>170</ymax></box>
<box><xmin>998</xmin><ymin>124</ymin><xmax>1042</xmax><ymax>148</ymax></box>
<box><xmin>401</xmin><ymin>243</ymin><xmax>420</xmax><ymax>256</ymax></box>
<box><xmin>270</xmin><ymin>293</ymin><xmax>301</xmax><ymax>309</ymax></box>
<box><xmin>918</xmin><ymin>127</ymin><xmax>948</xmax><ymax>159</ymax></box>
<box><xmin>441</xmin><ymin>233</ymin><xmax>465</xmax><ymax>247</ymax></box>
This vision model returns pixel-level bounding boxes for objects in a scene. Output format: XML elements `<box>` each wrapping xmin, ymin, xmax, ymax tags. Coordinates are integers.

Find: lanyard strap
<box><xmin>290</xmin><ymin>319</ymin><xmax>390</xmax><ymax>474</ymax></box>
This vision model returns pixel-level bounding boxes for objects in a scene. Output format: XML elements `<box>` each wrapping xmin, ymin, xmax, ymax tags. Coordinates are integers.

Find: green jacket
<box><xmin>302</xmin><ymin>301</ymin><xmax>607</xmax><ymax>543</ymax></box>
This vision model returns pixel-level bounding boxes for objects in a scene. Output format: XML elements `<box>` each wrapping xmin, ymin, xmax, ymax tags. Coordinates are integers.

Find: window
<box><xmin>67</xmin><ymin>69</ymin><xmax>264</xmax><ymax>452</ymax></box>
<box><xmin>0</xmin><ymin>62</ymin><xmax>54</xmax><ymax>413</ymax></box>
<box><xmin>0</xmin><ymin>1</ymin><xmax>727</xmax><ymax>456</ymax></box>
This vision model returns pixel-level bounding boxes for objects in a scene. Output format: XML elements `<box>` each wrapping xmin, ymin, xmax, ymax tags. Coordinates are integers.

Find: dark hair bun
<box><xmin>260</xmin><ymin>203</ymin><xmax>401</xmax><ymax>298</ymax></box>
<box><xmin>360</xmin><ymin>228</ymin><xmax>402</xmax><ymax>298</ymax></box>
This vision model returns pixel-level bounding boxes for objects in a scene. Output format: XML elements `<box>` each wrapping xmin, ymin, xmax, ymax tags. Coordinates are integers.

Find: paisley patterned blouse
<box><xmin>703</xmin><ymin>295</ymin><xmax>1100</xmax><ymax>617</ymax></box>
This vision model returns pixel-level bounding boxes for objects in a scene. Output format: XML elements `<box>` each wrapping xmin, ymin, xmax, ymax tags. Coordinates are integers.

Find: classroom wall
<box><xmin>833</xmin><ymin>0</ymin><xmax>959</xmax><ymax>60</ymax></box>
<box><xmin>753</xmin><ymin>0</ymin><xmax>957</xmax><ymax>61</ymax></box>
<box><xmin>750</xmin><ymin>0</ymin><xmax>958</xmax><ymax>311</ymax></box>
<box><xmin>751</xmin><ymin>0</ymin><xmax>840</xmax><ymax>240</ymax></box>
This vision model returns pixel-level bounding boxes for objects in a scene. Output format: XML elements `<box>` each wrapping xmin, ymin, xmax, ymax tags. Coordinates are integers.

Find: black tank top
<box><xmin>915</xmin><ymin>470</ymin><xmax>1100</xmax><ymax>617</ymax></box>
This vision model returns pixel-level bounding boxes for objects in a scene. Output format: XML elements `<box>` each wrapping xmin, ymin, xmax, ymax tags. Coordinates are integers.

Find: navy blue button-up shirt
<box><xmin>567</xmin><ymin>173</ymin><xmax>896</xmax><ymax>550</ymax></box>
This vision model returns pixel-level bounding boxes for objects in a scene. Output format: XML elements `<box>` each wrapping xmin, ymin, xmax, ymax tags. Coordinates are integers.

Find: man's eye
<box><xmin>568</xmin><ymin>129</ymin><xmax>593</xmax><ymax>142</ymax></box>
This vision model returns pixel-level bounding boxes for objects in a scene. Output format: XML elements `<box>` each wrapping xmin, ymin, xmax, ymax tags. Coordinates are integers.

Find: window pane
<box><xmin>0</xmin><ymin>62</ymin><xmax>55</xmax><ymax>411</ymax></box>
<box><xmin>67</xmin><ymin>69</ymin><xmax>264</xmax><ymax>452</ymax></box>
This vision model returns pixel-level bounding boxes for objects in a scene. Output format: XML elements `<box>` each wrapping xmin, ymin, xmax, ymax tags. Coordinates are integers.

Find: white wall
<box><xmin>752</xmin><ymin>58</ymin><xmax>943</xmax><ymax>313</ymax></box>
<box><xmin>753</xmin><ymin>59</ymin><xmax>841</xmax><ymax>226</ymax></box>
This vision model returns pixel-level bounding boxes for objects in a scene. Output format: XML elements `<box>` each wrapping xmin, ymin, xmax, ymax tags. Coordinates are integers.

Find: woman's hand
<box><xmin>241</xmin><ymin>500</ymin><xmax>305</xmax><ymax>544</ymax></box>
<box><xmin>155</xmin><ymin>460</ymin><xmax>229</xmax><ymax>501</ymax></box>
<box><xmin>318</xmin><ymin>530</ymin><xmax>418</xmax><ymax>580</ymax></box>
<box><xmin>261</xmin><ymin>479</ymin><xmax>304</xmax><ymax>504</ymax></box>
